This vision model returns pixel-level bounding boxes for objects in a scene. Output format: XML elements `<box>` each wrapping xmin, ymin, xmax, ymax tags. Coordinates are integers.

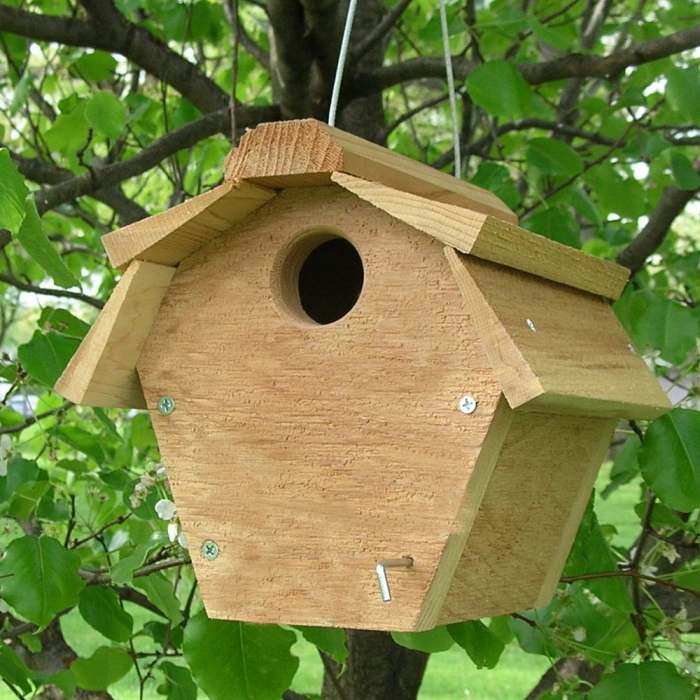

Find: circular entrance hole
<box><xmin>275</xmin><ymin>232</ymin><xmax>364</xmax><ymax>325</ymax></box>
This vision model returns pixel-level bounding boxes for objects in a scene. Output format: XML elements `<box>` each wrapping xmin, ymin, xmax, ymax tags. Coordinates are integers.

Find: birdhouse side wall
<box><xmin>437</xmin><ymin>409</ymin><xmax>616</xmax><ymax>623</ymax></box>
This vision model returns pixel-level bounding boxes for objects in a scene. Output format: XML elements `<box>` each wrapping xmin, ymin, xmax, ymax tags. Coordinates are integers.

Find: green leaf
<box><xmin>17</xmin><ymin>330</ymin><xmax>80</xmax><ymax>387</ymax></box>
<box><xmin>526</xmin><ymin>138</ymin><xmax>583</xmax><ymax>176</ymax></box>
<box><xmin>70</xmin><ymin>647</ymin><xmax>133</xmax><ymax>691</ymax></box>
<box><xmin>391</xmin><ymin>626</ymin><xmax>453</xmax><ymax>653</ymax></box>
<box><xmin>296</xmin><ymin>626</ymin><xmax>348</xmax><ymax>664</ymax></box>
<box><xmin>8</xmin><ymin>479</ymin><xmax>50</xmax><ymax>520</ymax></box>
<box><xmin>160</xmin><ymin>661</ymin><xmax>198</xmax><ymax>700</ymax></box>
<box><xmin>585</xmin><ymin>164</ymin><xmax>646</xmax><ymax>219</ymax></box>
<box><xmin>0</xmin><ymin>643</ymin><xmax>32</xmax><ymax>693</ymax></box>
<box><xmin>602</xmin><ymin>435</ymin><xmax>641</xmax><ymax>498</ymax></box>
<box><xmin>471</xmin><ymin>162</ymin><xmax>520</xmax><ymax>209</ymax></box>
<box><xmin>0</xmin><ymin>148</ymin><xmax>29</xmax><ymax>234</ymax></box>
<box><xmin>44</xmin><ymin>103</ymin><xmax>90</xmax><ymax>155</ymax></box>
<box><xmin>670</xmin><ymin>151</ymin><xmax>700</xmax><ymax>190</ymax></box>
<box><xmin>639</xmin><ymin>409</ymin><xmax>700</xmax><ymax>512</ymax></box>
<box><xmin>447</xmin><ymin>620</ymin><xmax>504</xmax><ymax>669</ymax></box>
<box><xmin>558</xmin><ymin>587</ymin><xmax>638</xmax><ymax>663</ymax></box>
<box><xmin>85</xmin><ymin>91</ymin><xmax>127</xmax><ymax>139</ymax></box>
<box><xmin>564</xmin><ymin>500</ymin><xmax>633</xmax><ymax>612</ymax></box>
<box><xmin>111</xmin><ymin>543</ymin><xmax>152</xmax><ymax>586</ymax></box>
<box><xmin>525</xmin><ymin>206</ymin><xmax>581</xmax><ymax>248</ymax></box>
<box><xmin>589</xmin><ymin>661</ymin><xmax>694</xmax><ymax>700</ymax></box>
<box><xmin>78</xmin><ymin>586</ymin><xmax>134</xmax><ymax>642</ymax></box>
<box><xmin>15</xmin><ymin>196</ymin><xmax>80</xmax><ymax>288</ymax></box>
<box><xmin>465</xmin><ymin>60</ymin><xmax>534</xmax><ymax>119</ymax></box>
<box><xmin>666</xmin><ymin>67</ymin><xmax>700</xmax><ymax>122</ymax></box>
<box><xmin>0</xmin><ymin>457</ymin><xmax>41</xmax><ymax>504</ymax></box>
<box><xmin>39</xmin><ymin>308</ymin><xmax>90</xmax><ymax>339</ymax></box>
<box><xmin>183</xmin><ymin>612</ymin><xmax>299</xmax><ymax>700</ymax></box>
<box><xmin>134</xmin><ymin>573</ymin><xmax>183</xmax><ymax>625</ymax></box>
<box><xmin>73</xmin><ymin>51</ymin><xmax>118</xmax><ymax>82</ymax></box>
<box><xmin>527</xmin><ymin>17</ymin><xmax>571</xmax><ymax>50</ymax></box>
<box><xmin>0</xmin><ymin>535</ymin><xmax>85</xmax><ymax>627</ymax></box>
<box><xmin>9</xmin><ymin>72</ymin><xmax>32</xmax><ymax>116</ymax></box>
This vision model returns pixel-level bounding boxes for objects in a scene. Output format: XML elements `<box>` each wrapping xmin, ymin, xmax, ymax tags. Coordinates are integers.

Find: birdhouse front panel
<box><xmin>135</xmin><ymin>185</ymin><xmax>504</xmax><ymax>631</ymax></box>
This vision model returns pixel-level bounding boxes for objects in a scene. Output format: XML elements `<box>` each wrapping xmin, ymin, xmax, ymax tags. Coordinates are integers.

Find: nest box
<box><xmin>56</xmin><ymin>119</ymin><xmax>670</xmax><ymax>632</ymax></box>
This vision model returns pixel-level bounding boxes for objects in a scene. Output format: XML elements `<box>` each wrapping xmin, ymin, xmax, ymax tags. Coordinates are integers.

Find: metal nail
<box><xmin>376</xmin><ymin>556</ymin><xmax>414</xmax><ymax>602</ymax></box>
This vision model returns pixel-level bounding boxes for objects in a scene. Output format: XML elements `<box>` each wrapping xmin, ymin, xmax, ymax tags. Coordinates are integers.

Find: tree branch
<box><xmin>350</xmin><ymin>0</ymin><xmax>412</xmax><ymax>61</ymax></box>
<box><xmin>10</xmin><ymin>151</ymin><xmax>148</xmax><ymax>224</ymax></box>
<box><xmin>0</xmin><ymin>2</ymin><xmax>234</xmax><ymax>113</ymax></box>
<box><xmin>352</xmin><ymin>24</ymin><xmax>700</xmax><ymax>96</ymax></box>
<box><xmin>34</xmin><ymin>104</ymin><xmax>277</xmax><ymax>215</ymax></box>
<box><xmin>0</xmin><ymin>273</ymin><xmax>104</xmax><ymax>308</ymax></box>
<box><xmin>617</xmin><ymin>163</ymin><xmax>700</xmax><ymax>274</ymax></box>
<box><xmin>0</xmin><ymin>404</ymin><xmax>72</xmax><ymax>435</ymax></box>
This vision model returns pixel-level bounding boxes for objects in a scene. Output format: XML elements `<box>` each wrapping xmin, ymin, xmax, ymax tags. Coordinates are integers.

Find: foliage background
<box><xmin>0</xmin><ymin>0</ymin><xmax>698</xmax><ymax>698</ymax></box>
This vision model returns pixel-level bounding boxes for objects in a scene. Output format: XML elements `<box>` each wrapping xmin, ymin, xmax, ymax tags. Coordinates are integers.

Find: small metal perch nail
<box><xmin>375</xmin><ymin>556</ymin><xmax>414</xmax><ymax>602</ymax></box>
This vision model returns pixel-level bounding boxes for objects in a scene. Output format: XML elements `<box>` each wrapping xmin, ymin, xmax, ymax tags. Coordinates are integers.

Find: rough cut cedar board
<box><xmin>224</xmin><ymin>118</ymin><xmax>517</xmax><ymax>223</ymax></box>
<box><xmin>438</xmin><ymin>410</ymin><xmax>617</xmax><ymax>622</ymax></box>
<box><xmin>101</xmin><ymin>180</ymin><xmax>274</xmax><ymax>269</ymax></box>
<box><xmin>334</xmin><ymin>173</ymin><xmax>629</xmax><ymax>301</ymax></box>
<box><xmin>55</xmin><ymin>260</ymin><xmax>175</xmax><ymax>409</ymax></box>
<box><xmin>136</xmin><ymin>186</ymin><xmax>505</xmax><ymax>631</ymax></box>
<box><xmin>445</xmin><ymin>249</ymin><xmax>670</xmax><ymax>419</ymax></box>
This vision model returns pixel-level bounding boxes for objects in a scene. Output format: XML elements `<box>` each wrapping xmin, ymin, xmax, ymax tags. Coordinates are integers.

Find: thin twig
<box><xmin>560</xmin><ymin>569</ymin><xmax>700</xmax><ymax>598</ymax></box>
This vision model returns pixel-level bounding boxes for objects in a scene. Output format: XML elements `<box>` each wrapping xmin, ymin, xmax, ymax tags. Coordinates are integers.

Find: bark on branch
<box><xmin>34</xmin><ymin>105</ymin><xmax>276</xmax><ymax>215</ymax></box>
<box><xmin>0</xmin><ymin>2</ymin><xmax>226</xmax><ymax>113</ymax></box>
<box><xmin>617</xmin><ymin>164</ymin><xmax>700</xmax><ymax>274</ymax></box>
<box><xmin>351</xmin><ymin>24</ymin><xmax>700</xmax><ymax>96</ymax></box>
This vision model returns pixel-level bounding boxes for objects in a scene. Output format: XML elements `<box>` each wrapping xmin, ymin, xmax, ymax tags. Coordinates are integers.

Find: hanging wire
<box><xmin>328</xmin><ymin>0</ymin><xmax>359</xmax><ymax>126</ymax></box>
<box><xmin>439</xmin><ymin>0</ymin><xmax>461</xmax><ymax>177</ymax></box>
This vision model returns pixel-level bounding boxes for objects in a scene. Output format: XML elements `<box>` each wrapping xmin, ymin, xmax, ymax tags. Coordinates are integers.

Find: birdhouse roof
<box><xmin>57</xmin><ymin>119</ymin><xmax>669</xmax><ymax>422</ymax></box>
<box><xmin>102</xmin><ymin>119</ymin><xmax>628</xmax><ymax>299</ymax></box>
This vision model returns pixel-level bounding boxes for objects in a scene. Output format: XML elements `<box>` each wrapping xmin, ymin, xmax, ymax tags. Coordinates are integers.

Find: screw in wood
<box><xmin>457</xmin><ymin>394</ymin><xmax>478</xmax><ymax>414</ymax></box>
<box><xmin>526</xmin><ymin>318</ymin><xmax>537</xmax><ymax>332</ymax></box>
<box><xmin>375</xmin><ymin>556</ymin><xmax>414</xmax><ymax>602</ymax></box>
<box><xmin>158</xmin><ymin>396</ymin><xmax>176</xmax><ymax>416</ymax></box>
<box><xmin>201</xmin><ymin>539</ymin><xmax>220</xmax><ymax>561</ymax></box>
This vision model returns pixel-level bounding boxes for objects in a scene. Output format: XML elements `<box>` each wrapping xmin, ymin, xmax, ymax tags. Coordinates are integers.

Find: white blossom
<box><xmin>167</xmin><ymin>522</ymin><xmax>179</xmax><ymax>543</ymax></box>
<box><xmin>572</xmin><ymin>627</ymin><xmax>587</xmax><ymax>642</ymax></box>
<box><xmin>177</xmin><ymin>531</ymin><xmax>188</xmax><ymax>549</ymax></box>
<box><xmin>0</xmin><ymin>435</ymin><xmax>12</xmax><ymax>477</ymax></box>
<box><xmin>155</xmin><ymin>498</ymin><xmax>177</xmax><ymax>521</ymax></box>
<box><xmin>659</xmin><ymin>541</ymin><xmax>680</xmax><ymax>564</ymax></box>
<box><xmin>155</xmin><ymin>464</ymin><xmax>167</xmax><ymax>479</ymax></box>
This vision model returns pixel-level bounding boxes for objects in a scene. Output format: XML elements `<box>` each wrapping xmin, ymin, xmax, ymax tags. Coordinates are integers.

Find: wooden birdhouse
<box><xmin>56</xmin><ymin>119</ymin><xmax>670</xmax><ymax>632</ymax></box>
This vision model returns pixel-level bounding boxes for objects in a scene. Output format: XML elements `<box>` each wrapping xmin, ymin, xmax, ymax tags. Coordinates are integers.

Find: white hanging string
<box><xmin>328</xmin><ymin>0</ymin><xmax>359</xmax><ymax>127</ymax></box>
<box><xmin>439</xmin><ymin>0</ymin><xmax>461</xmax><ymax>177</ymax></box>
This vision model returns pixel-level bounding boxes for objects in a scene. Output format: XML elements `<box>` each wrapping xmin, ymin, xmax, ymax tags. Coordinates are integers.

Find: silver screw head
<box><xmin>526</xmin><ymin>318</ymin><xmax>536</xmax><ymax>332</ymax></box>
<box><xmin>158</xmin><ymin>396</ymin><xmax>175</xmax><ymax>416</ymax></box>
<box><xmin>201</xmin><ymin>539</ymin><xmax>219</xmax><ymax>561</ymax></box>
<box><xmin>458</xmin><ymin>394</ymin><xmax>478</xmax><ymax>414</ymax></box>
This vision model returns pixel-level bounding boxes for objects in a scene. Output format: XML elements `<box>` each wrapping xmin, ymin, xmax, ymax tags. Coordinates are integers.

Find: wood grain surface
<box><xmin>102</xmin><ymin>180</ymin><xmax>274</xmax><ymax>269</ymax></box>
<box><xmin>55</xmin><ymin>260</ymin><xmax>175</xmax><ymax>408</ymax></box>
<box><xmin>335</xmin><ymin>173</ymin><xmax>628</xmax><ymax>300</ymax></box>
<box><xmin>438</xmin><ymin>410</ymin><xmax>617</xmax><ymax>622</ymax></box>
<box><xmin>446</xmin><ymin>249</ymin><xmax>670</xmax><ymax>419</ymax></box>
<box><xmin>137</xmin><ymin>186</ymin><xmax>504</xmax><ymax>630</ymax></box>
<box><xmin>225</xmin><ymin>118</ymin><xmax>517</xmax><ymax>223</ymax></box>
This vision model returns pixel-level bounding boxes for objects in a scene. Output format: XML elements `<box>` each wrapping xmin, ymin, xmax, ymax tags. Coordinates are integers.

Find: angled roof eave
<box><xmin>101</xmin><ymin>179</ymin><xmax>275</xmax><ymax>269</ymax></box>
<box><xmin>332</xmin><ymin>172</ymin><xmax>629</xmax><ymax>301</ymax></box>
